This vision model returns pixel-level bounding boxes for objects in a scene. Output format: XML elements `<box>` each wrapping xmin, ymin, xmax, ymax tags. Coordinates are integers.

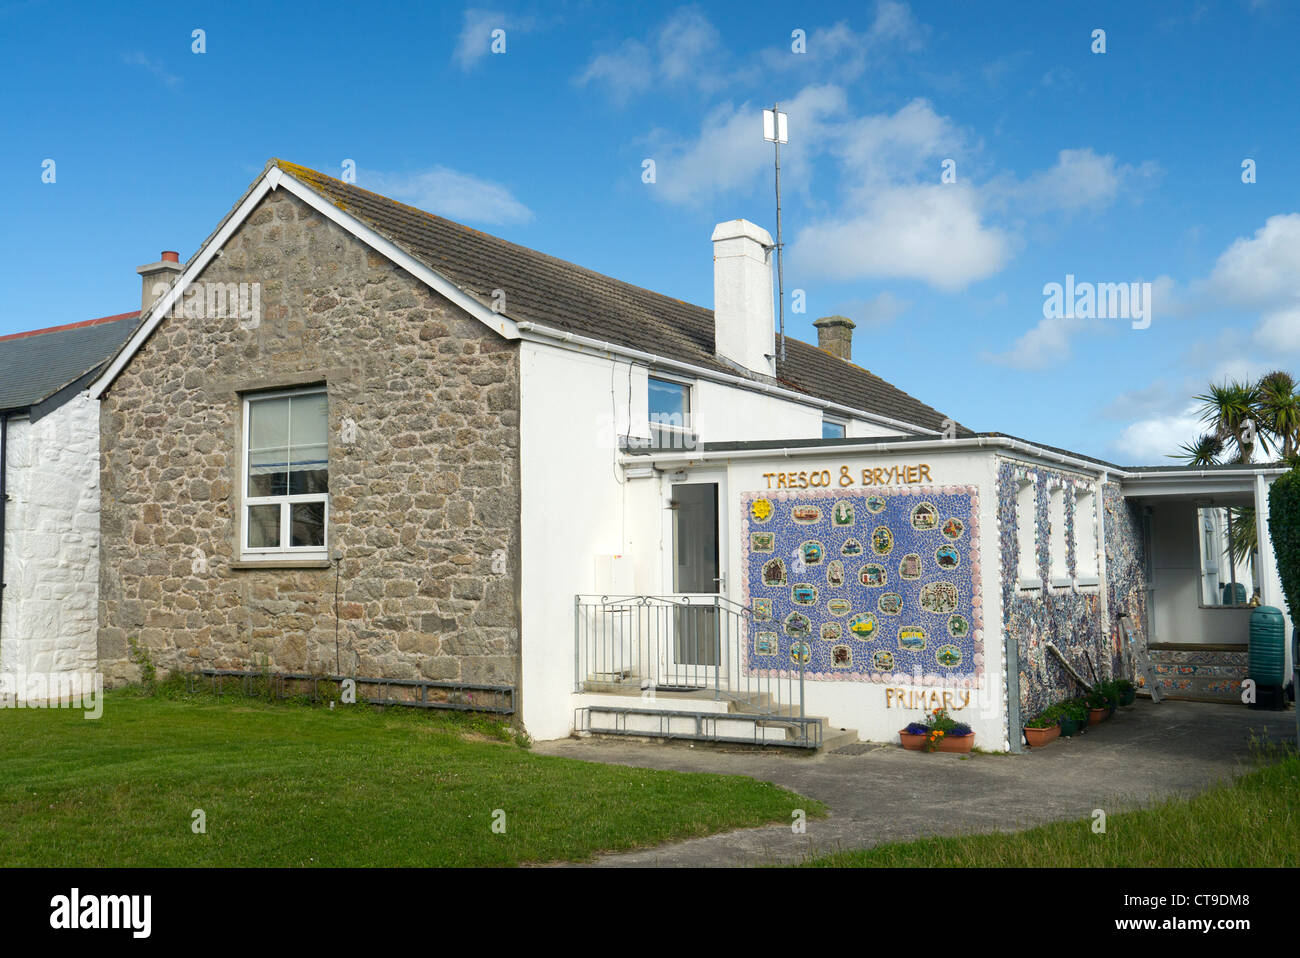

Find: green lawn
<box><xmin>0</xmin><ymin>689</ymin><xmax>821</xmax><ymax>866</ymax></box>
<box><xmin>805</xmin><ymin>752</ymin><xmax>1300</xmax><ymax>867</ymax></box>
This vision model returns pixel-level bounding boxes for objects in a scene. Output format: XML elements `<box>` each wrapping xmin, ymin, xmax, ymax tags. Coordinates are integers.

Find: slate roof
<box><xmin>0</xmin><ymin>312</ymin><xmax>139</xmax><ymax>413</ymax></box>
<box><xmin>273</xmin><ymin>160</ymin><xmax>968</xmax><ymax>435</ymax></box>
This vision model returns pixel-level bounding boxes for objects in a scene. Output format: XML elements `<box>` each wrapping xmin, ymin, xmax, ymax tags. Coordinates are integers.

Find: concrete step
<box><xmin>819</xmin><ymin>725</ymin><xmax>860</xmax><ymax>750</ymax></box>
<box><xmin>583</xmin><ymin>705</ymin><xmax>794</xmax><ymax>744</ymax></box>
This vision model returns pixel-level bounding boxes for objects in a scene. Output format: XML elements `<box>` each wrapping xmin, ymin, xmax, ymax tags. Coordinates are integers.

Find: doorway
<box><xmin>668</xmin><ymin>481</ymin><xmax>721</xmax><ymax>684</ymax></box>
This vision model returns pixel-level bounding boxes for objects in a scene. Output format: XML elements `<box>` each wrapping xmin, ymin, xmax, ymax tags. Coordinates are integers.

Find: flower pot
<box><xmin>936</xmin><ymin>732</ymin><xmax>975</xmax><ymax>753</ymax></box>
<box><xmin>1058</xmin><ymin>717</ymin><xmax>1080</xmax><ymax>737</ymax></box>
<box><xmin>899</xmin><ymin>730</ymin><xmax>927</xmax><ymax>751</ymax></box>
<box><xmin>1088</xmin><ymin>707</ymin><xmax>1108</xmax><ymax>725</ymax></box>
<box><xmin>1024</xmin><ymin>725</ymin><xmax>1060</xmax><ymax>748</ymax></box>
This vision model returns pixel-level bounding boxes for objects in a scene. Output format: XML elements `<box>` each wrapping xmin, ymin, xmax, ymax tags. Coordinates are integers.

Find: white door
<box><xmin>662</xmin><ymin>477</ymin><xmax>725</xmax><ymax>689</ymax></box>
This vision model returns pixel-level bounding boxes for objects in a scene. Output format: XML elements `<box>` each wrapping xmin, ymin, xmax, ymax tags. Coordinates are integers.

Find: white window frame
<box><xmin>822</xmin><ymin>416</ymin><xmax>847</xmax><ymax>439</ymax></box>
<box><xmin>1074</xmin><ymin>485</ymin><xmax>1100</xmax><ymax>586</ymax></box>
<box><xmin>1016</xmin><ymin>477</ymin><xmax>1041</xmax><ymax>590</ymax></box>
<box><xmin>240</xmin><ymin>387</ymin><xmax>329</xmax><ymax>559</ymax></box>
<box><xmin>1047</xmin><ymin>483</ymin><xmax>1069</xmax><ymax>588</ymax></box>
<box><xmin>648</xmin><ymin>373</ymin><xmax>697</xmax><ymax>447</ymax></box>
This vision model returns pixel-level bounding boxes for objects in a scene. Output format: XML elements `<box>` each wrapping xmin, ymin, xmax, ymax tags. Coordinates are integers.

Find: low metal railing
<box><xmin>574</xmin><ymin>594</ymin><xmax>809</xmax><ymax>742</ymax></box>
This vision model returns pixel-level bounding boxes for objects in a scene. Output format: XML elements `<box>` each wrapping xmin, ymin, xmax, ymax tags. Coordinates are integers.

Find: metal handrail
<box><xmin>574</xmin><ymin>593</ymin><xmax>809</xmax><ymax>743</ymax></box>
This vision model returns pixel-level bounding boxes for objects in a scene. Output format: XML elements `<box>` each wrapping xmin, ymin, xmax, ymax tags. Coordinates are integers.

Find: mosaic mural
<box><xmin>742</xmin><ymin>486</ymin><xmax>984</xmax><ymax>685</ymax></box>
<box><xmin>1102</xmin><ymin>481</ymin><xmax>1149</xmax><ymax>680</ymax></box>
<box><xmin>997</xmin><ymin>463</ymin><xmax>1148</xmax><ymax>721</ymax></box>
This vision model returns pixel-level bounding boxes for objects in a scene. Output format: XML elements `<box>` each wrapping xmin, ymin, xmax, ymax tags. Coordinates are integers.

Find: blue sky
<box><xmin>3</xmin><ymin>0</ymin><xmax>1299</xmax><ymax>464</ymax></box>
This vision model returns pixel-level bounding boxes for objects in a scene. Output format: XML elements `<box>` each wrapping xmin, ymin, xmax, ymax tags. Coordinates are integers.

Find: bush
<box><xmin>1268</xmin><ymin>466</ymin><xmax>1300</xmax><ymax>620</ymax></box>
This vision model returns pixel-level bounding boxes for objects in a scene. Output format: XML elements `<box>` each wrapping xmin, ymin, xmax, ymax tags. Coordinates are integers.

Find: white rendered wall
<box><xmin>518</xmin><ymin>339</ymin><xmax>916</xmax><ymax>741</ymax></box>
<box><xmin>0</xmin><ymin>394</ymin><xmax>101</xmax><ymax>678</ymax></box>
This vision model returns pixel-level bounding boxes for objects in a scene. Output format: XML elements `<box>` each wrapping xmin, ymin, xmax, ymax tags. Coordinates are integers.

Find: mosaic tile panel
<box><xmin>1102</xmin><ymin>481</ymin><xmax>1149</xmax><ymax>679</ymax></box>
<box><xmin>741</xmin><ymin>485</ymin><xmax>984</xmax><ymax>686</ymax></box>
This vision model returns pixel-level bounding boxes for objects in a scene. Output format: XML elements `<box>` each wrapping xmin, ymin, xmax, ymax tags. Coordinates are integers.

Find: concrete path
<box><xmin>534</xmin><ymin>700</ymin><xmax>1296</xmax><ymax>866</ymax></box>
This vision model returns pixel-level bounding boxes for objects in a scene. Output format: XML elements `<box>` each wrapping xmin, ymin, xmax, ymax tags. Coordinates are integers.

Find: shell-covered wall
<box><xmin>998</xmin><ymin>461</ymin><xmax>1147</xmax><ymax>721</ymax></box>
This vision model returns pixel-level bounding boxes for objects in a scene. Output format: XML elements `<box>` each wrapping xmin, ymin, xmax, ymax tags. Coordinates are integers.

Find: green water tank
<box><xmin>1222</xmin><ymin>582</ymin><xmax>1247</xmax><ymax>605</ymax></box>
<box><xmin>1249</xmin><ymin>606</ymin><xmax>1286</xmax><ymax>687</ymax></box>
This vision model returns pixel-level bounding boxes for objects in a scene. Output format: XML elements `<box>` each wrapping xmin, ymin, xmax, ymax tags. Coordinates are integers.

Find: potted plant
<box><xmin>1058</xmin><ymin>699</ymin><xmax>1086</xmax><ymax>736</ymax></box>
<box><xmin>899</xmin><ymin>708</ymin><xmax>975</xmax><ymax>752</ymax></box>
<box><xmin>1024</xmin><ymin>708</ymin><xmax>1061</xmax><ymax>748</ymax></box>
<box><xmin>900</xmin><ymin>722</ymin><xmax>928</xmax><ymax>751</ymax></box>
<box><xmin>1115</xmin><ymin>678</ymin><xmax>1136</xmax><ymax>706</ymax></box>
<box><xmin>1086</xmin><ymin>687</ymin><xmax>1111</xmax><ymax>724</ymax></box>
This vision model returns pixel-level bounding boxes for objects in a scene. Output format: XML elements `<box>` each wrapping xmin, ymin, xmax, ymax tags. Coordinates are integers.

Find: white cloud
<box><xmin>576</xmin><ymin>39</ymin><xmax>655</xmax><ymax>103</ymax></box>
<box><xmin>758</xmin><ymin>4</ymin><xmax>926</xmax><ymax>80</ymax></box>
<box><xmin>360</xmin><ymin>167</ymin><xmax>532</xmax><ymax>225</ymax></box>
<box><xmin>453</xmin><ymin>9</ymin><xmax>533</xmax><ymax>71</ymax></box>
<box><xmin>868</xmin><ymin>0</ymin><xmax>926</xmax><ymax>49</ymax></box>
<box><xmin>1254</xmin><ymin>307</ymin><xmax>1300</xmax><ymax>352</ymax></box>
<box><xmin>832</xmin><ymin>291</ymin><xmax>911</xmax><ymax>327</ymax></box>
<box><xmin>833</xmin><ymin>98</ymin><xmax>962</xmax><ymax>188</ymax></box>
<box><xmin>1109</xmin><ymin>403</ymin><xmax>1205</xmax><ymax>463</ymax></box>
<box><xmin>577</xmin><ymin>7</ymin><xmax>727</xmax><ymax>101</ymax></box>
<box><xmin>648</xmin><ymin>85</ymin><xmax>847</xmax><ymax>206</ymax></box>
<box><xmin>1198</xmin><ymin>213</ymin><xmax>1300</xmax><ymax>310</ymax></box>
<box><xmin>581</xmin><ymin>2</ymin><xmax>925</xmax><ymax>103</ymax></box>
<box><xmin>793</xmin><ymin>183</ymin><xmax>1010</xmax><ymax>291</ymax></box>
<box><xmin>654</xmin><ymin>92</ymin><xmax>1005</xmax><ymax>291</ymax></box>
<box><xmin>996</xmin><ymin>148</ymin><xmax>1160</xmax><ymax>215</ymax></box>
<box><xmin>657</xmin><ymin>7</ymin><xmax>724</xmax><ymax>86</ymax></box>
<box><xmin>982</xmin><ymin>315</ymin><xmax>1099</xmax><ymax>369</ymax></box>
<box><xmin>122</xmin><ymin>52</ymin><xmax>180</xmax><ymax>88</ymax></box>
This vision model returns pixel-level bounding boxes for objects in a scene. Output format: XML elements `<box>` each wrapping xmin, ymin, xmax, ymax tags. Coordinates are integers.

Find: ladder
<box><xmin>1119</xmin><ymin>612</ymin><xmax>1162</xmax><ymax>703</ymax></box>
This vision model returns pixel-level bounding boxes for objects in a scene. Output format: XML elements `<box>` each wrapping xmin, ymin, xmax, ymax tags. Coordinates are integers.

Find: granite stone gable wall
<box><xmin>97</xmin><ymin>187</ymin><xmax>521</xmax><ymax>693</ymax></box>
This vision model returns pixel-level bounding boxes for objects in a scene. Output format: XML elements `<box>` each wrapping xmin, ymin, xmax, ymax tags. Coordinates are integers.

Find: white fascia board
<box><xmin>275</xmin><ymin>172</ymin><xmax>518</xmax><ymax>342</ymax></box>
<box><xmin>89</xmin><ymin>167</ymin><xmax>518</xmax><ymax>400</ymax></box>
<box><xmin>89</xmin><ymin>172</ymin><xmax>277</xmax><ymax>399</ymax></box>
<box><xmin>515</xmin><ymin>320</ymin><xmax>936</xmax><ymax>438</ymax></box>
<box><xmin>632</xmin><ymin>435</ymin><xmax>1116</xmax><ymax>477</ymax></box>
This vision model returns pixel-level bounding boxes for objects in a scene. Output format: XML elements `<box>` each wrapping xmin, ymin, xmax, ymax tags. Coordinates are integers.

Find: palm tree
<box><xmin>1175</xmin><ymin>375</ymin><xmax>1294</xmax><ymax>601</ymax></box>
<box><xmin>1194</xmin><ymin>379</ymin><xmax>1266</xmax><ymax>463</ymax></box>
<box><xmin>1175</xmin><ymin>433</ymin><xmax>1225</xmax><ymax>467</ymax></box>
<box><xmin>1258</xmin><ymin>370</ymin><xmax>1300</xmax><ymax>460</ymax></box>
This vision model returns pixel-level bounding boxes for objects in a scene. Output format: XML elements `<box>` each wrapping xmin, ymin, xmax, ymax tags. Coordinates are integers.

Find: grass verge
<box><xmin>0</xmin><ymin>686</ymin><xmax>823</xmax><ymax>866</ymax></box>
<box><xmin>804</xmin><ymin>748</ymin><xmax>1299</xmax><ymax>867</ymax></box>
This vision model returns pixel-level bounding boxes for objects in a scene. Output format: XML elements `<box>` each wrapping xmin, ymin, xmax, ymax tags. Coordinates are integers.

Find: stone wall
<box><xmin>97</xmin><ymin>187</ymin><xmax>521</xmax><ymax>692</ymax></box>
<box><xmin>1</xmin><ymin>393</ymin><xmax>102</xmax><ymax>676</ymax></box>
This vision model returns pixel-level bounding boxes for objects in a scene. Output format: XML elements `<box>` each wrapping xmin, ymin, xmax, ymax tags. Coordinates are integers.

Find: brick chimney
<box><xmin>813</xmin><ymin>315</ymin><xmax>856</xmax><ymax>362</ymax></box>
<box><xmin>137</xmin><ymin>251</ymin><xmax>183</xmax><ymax>314</ymax></box>
<box><xmin>712</xmin><ymin>219</ymin><xmax>776</xmax><ymax>377</ymax></box>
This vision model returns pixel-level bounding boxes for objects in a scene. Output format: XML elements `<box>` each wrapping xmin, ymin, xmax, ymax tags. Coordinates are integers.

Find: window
<box><xmin>1196</xmin><ymin>506</ymin><xmax>1255</xmax><ymax>606</ymax></box>
<box><xmin>1016</xmin><ymin>477</ymin><xmax>1038</xmax><ymax>585</ymax></box>
<box><xmin>648</xmin><ymin>376</ymin><xmax>694</xmax><ymax>447</ymax></box>
<box><xmin>822</xmin><ymin>418</ymin><xmax>847</xmax><ymax>439</ymax></box>
<box><xmin>1075</xmin><ymin>486</ymin><xmax>1099</xmax><ymax>579</ymax></box>
<box><xmin>1048</xmin><ymin>484</ymin><xmax>1068</xmax><ymax>583</ymax></box>
<box><xmin>242</xmin><ymin>388</ymin><xmax>329</xmax><ymax>556</ymax></box>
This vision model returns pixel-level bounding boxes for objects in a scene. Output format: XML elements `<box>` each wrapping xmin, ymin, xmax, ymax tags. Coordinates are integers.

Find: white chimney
<box><xmin>711</xmin><ymin>219</ymin><xmax>775</xmax><ymax>377</ymax></box>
